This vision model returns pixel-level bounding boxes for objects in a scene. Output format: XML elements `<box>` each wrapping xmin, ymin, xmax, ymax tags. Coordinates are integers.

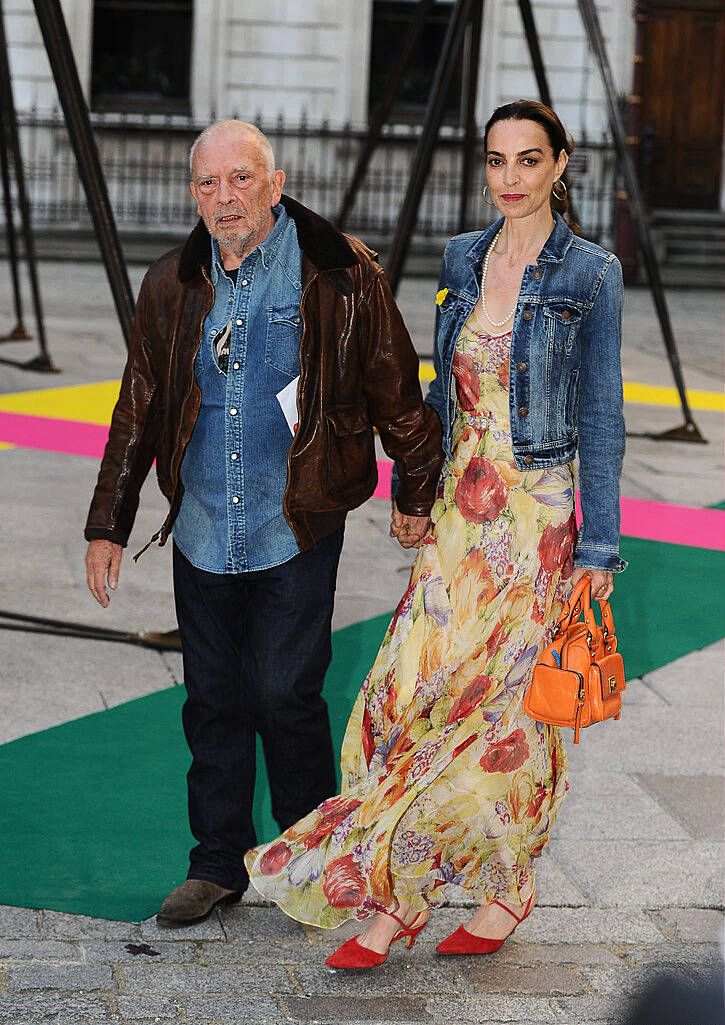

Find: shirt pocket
<box><xmin>543</xmin><ymin>302</ymin><xmax>583</xmax><ymax>353</ymax></box>
<box><xmin>266</xmin><ymin>304</ymin><xmax>302</xmax><ymax>377</ymax></box>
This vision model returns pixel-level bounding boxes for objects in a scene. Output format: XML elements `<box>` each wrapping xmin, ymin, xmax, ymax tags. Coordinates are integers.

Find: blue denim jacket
<box><xmin>427</xmin><ymin>213</ymin><xmax>626</xmax><ymax>573</ymax></box>
<box><xmin>173</xmin><ymin>205</ymin><xmax>303</xmax><ymax>573</ymax></box>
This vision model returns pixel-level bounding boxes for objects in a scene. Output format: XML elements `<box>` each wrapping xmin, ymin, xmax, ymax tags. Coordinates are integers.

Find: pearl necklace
<box><xmin>481</xmin><ymin>228</ymin><xmax>517</xmax><ymax>328</ymax></box>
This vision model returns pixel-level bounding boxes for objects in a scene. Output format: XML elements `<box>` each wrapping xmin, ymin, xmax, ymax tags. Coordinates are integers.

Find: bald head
<box><xmin>189</xmin><ymin>120</ymin><xmax>275</xmax><ymax>177</ymax></box>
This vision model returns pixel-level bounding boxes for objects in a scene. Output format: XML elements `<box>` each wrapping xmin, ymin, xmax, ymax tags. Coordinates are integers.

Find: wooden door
<box><xmin>639</xmin><ymin>0</ymin><xmax>724</xmax><ymax>209</ymax></box>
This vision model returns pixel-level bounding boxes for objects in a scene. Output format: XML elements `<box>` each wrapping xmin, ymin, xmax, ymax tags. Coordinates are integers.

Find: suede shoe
<box><xmin>156</xmin><ymin>879</ymin><xmax>244</xmax><ymax>927</ymax></box>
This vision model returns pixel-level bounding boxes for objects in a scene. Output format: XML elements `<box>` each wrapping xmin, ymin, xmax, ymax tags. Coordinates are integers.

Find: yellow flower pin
<box><xmin>436</xmin><ymin>287</ymin><xmax>449</xmax><ymax>305</ymax></box>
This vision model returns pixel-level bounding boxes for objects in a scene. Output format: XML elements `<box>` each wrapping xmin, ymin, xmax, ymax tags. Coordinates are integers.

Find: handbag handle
<box><xmin>554</xmin><ymin>576</ymin><xmax>618</xmax><ymax>652</ymax></box>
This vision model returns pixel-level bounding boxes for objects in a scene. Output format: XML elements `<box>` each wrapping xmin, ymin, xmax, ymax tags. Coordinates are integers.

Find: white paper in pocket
<box><xmin>276</xmin><ymin>376</ymin><xmax>300</xmax><ymax>435</ymax></box>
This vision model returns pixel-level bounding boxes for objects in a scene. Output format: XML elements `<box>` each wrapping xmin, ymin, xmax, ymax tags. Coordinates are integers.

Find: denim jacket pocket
<box><xmin>266</xmin><ymin>304</ymin><xmax>302</xmax><ymax>377</ymax></box>
<box><xmin>543</xmin><ymin>302</ymin><xmax>583</xmax><ymax>352</ymax></box>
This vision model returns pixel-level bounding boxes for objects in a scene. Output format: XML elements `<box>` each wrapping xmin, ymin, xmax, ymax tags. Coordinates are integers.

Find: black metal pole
<box><xmin>387</xmin><ymin>0</ymin><xmax>474</xmax><ymax>293</ymax></box>
<box><xmin>0</xmin><ymin>0</ymin><xmax>54</xmax><ymax>368</ymax></box>
<box><xmin>0</xmin><ymin>110</ymin><xmax>30</xmax><ymax>339</ymax></box>
<box><xmin>337</xmin><ymin>0</ymin><xmax>437</xmax><ymax>230</ymax></box>
<box><xmin>458</xmin><ymin>0</ymin><xmax>484</xmax><ymax>234</ymax></box>
<box><xmin>576</xmin><ymin>0</ymin><xmax>704</xmax><ymax>442</ymax></box>
<box><xmin>31</xmin><ymin>0</ymin><xmax>135</xmax><ymax>348</ymax></box>
<box><xmin>517</xmin><ymin>0</ymin><xmax>553</xmax><ymax>107</ymax></box>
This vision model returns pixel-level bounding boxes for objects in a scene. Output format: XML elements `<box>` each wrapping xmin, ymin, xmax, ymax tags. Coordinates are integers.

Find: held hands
<box><xmin>570</xmin><ymin>567</ymin><xmax>613</xmax><ymax>602</ymax></box>
<box><xmin>85</xmin><ymin>539</ymin><xmax>123</xmax><ymax>607</ymax></box>
<box><xmin>390</xmin><ymin>499</ymin><xmax>431</xmax><ymax>550</ymax></box>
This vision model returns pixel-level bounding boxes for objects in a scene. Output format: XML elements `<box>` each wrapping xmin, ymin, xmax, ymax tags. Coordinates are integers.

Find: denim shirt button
<box><xmin>522</xmin><ymin>309</ymin><xmax>533</xmax><ymax>321</ymax></box>
<box><xmin>524</xmin><ymin>454</ymin><xmax>534</xmax><ymax>464</ymax></box>
<box><xmin>517</xmin><ymin>361</ymin><xmax>527</xmax><ymax>372</ymax></box>
<box><xmin>561</xmin><ymin>309</ymin><xmax>571</xmax><ymax>320</ymax></box>
<box><xmin>532</xmin><ymin>268</ymin><xmax>543</xmax><ymax>280</ymax></box>
<box><xmin>519</xmin><ymin>406</ymin><xmax>529</xmax><ymax>417</ymax></box>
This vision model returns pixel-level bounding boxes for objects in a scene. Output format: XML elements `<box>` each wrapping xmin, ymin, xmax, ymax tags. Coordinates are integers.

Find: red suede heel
<box><xmin>436</xmin><ymin>892</ymin><xmax>535</xmax><ymax>955</ymax></box>
<box><xmin>325</xmin><ymin>909</ymin><xmax>429</xmax><ymax>969</ymax></box>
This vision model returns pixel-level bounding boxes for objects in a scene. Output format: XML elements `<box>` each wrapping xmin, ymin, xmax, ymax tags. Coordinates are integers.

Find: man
<box><xmin>85</xmin><ymin>120</ymin><xmax>442</xmax><ymax>925</ymax></box>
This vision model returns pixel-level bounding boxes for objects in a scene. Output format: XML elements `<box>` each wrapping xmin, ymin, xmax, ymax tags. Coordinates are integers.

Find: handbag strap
<box><xmin>555</xmin><ymin>577</ymin><xmax>618</xmax><ymax>653</ymax></box>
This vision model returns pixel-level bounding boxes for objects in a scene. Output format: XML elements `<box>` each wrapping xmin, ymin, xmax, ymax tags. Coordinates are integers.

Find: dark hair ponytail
<box><xmin>484</xmin><ymin>99</ymin><xmax>580</xmax><ymax>234</ymax></box>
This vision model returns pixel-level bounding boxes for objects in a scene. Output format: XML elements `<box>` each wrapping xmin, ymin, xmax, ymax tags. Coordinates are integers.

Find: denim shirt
<box><xmin>173</xmin><ymin>205</ymin><xmax>303</xmax><ymax>573</ymax></box>
<box><xmin>427</xmin><ymin>213</ymin><xmax>626</xmax><ymax>573</ymax></box>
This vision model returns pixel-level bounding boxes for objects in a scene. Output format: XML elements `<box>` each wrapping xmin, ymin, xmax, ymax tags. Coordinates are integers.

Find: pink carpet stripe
<box><xmin>375</xmin><ymin>458</ymin><xmax>725</xmax><ymax>551</ymax></box>
<box><xmin>0</xmin><ymin>411</ymin><xmax>108</xmax><ymax>459</ymax></box>
<box><xmin>1</xmin><ymin>416</ymin><xmax>721</xmax><ymax>551</ymax></box>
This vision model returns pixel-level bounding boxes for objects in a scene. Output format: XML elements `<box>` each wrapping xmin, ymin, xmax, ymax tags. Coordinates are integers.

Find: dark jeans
<box><xmin>172</xmin><ymin>528</ymin><xmax>343</xmax><ymax>891</ymax></box>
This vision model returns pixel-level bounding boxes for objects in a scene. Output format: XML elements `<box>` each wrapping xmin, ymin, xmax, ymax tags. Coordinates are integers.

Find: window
<box><xmin>91</xmin><ymin>0</ymin><xmax>193</xmax><ymax>113</ymax></box>
<box><xmin>368</xmin><ymin>0</ymin><xmax>462</xmax><ymax>123</ymax></box>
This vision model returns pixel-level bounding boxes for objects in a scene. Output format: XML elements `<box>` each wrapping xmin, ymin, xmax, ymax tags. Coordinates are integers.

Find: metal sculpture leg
<box><xmin>0</xmin><ymin>0</ymin><xmax>56</xmax><ymax>369</ymax></box>
<box><xmin>32</xmin><ymin>0</ymin><xmax>135</xmax><ymax>348</ymax></box>
<box><xmin>458</xmin><ymin>0</ymin><xmax>484</xmax><ymax>235</ymax></box>
<box><xmin>386</xmin><ymin>0</ymin><xmax>475</xmax><ymax>293</ymax></box>
<box><xmin>0</xmin><ymin>115</ymin><xmax>30</xmax><ymax>341</ymax></box>
<box><xmin>576</xmin><ymin>0</ymin><xmax>705</xmax><ymax>442</ymax></box>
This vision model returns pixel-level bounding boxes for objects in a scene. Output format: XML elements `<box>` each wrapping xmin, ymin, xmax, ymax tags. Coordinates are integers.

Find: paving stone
<box><xmin>82</xmin><ymin>939</ymin><xmax>201</xmax><ymax>965</ymax></box>
<box><xmin>555</xmin><ymin>773</ymin><xmax>690</xmax><ymax>841</ymax></box>
<box><xmin>200</xmin><ymin>938</ymin><xmax>331</xmax><ymax>966</ymax></box>
<box><xmin>549</xmin><ymin>840</ymin><xmax>724</xmax><ymax>909</ymax></box>
<box><xmin>641</xmin><ymin>642</ymin><xmax>724</xmax><ymax>708</ymax></box>
<box><xmin>0</xmin><ymin>907</ymin><xmax>40</xmax><ymax>939</ymax></box>
<box><xmin>116</xmin><ymin>993</ymin><xmax>183</xmax><ymax>1019</ymax></box>
<box><xmin>651</xmin><ymin>907</ymin><xmax>725</xmax><ymax>942</ymax></box>
<box><xmin>634</xmin><ymin>773</ymin><xmax>725</xmax><ymax>841</ymax></box>
<box><xmin>490</xmin><ymin>942</ymin><xmax>622</xmax><ymax>967</ymax></box>
<box><xmin>0</xmin><ymin>993</ymin><xmax>110</xmax><ymax>1023</ymax></box>
<box><xmin>512</xmin><ymin>907</ymin><xmax>662</xmax><ymax>944</ymax></box>
<box><xmin>284</xmin><ymin>995</ymin><xmax>432</xmax><ymax>1022</ymax></box>
<box><xmin>122</xmin><ymin>962</ymin><xmax>295</xmax><ymax>994</ymax></box>
<box><xmin>0</xmin><ymin>939</ymin><xmax>79</xmax><ymax>962</ymax></box>
<box><xmin>218</xmin><ymin>904</ymin><xmax>308</xmax><ymax>942</ymax></box>
<box><xmin>178</xmin><ymin>994</ymin><xmax>284</xmax><ymax>1022</ymax></box>
<box><xmin>621</xmin><ymin>941</ymin><xmax>722</xmax><ymax>976</ymax></box>
<box><xmin>578</xmin><ymin>963</ymin><xmax>697</xmax><ymax>998</ymax></box>
<box><xmin>292</xmin><ymin>961</ymin><xmax>467</xmax><ymax>996</ymax></box>
<box><xmin>550</xmin><ymin>995</ymin><xmax>621</xmax><ymax>1023</ymax></box>
<box><xmin>139</xmin><ymin>912</ymin><xmax>226</xmax><ymax>942</ymax></box>
<box><xmin>6</xmin><ymin>963</ymin><xmax>114</xmax><ymax>991</ymax></box>
<box><xmin>465</xmin><ymin>964</ymin><xmax>587</xmax><ymax>995</ymax></box>
<box><xmin>425</xmin><ymin>995</ymin><xmax>560</xmax><ymax>1023</ymax></box>
<box><xmin>42</xmin><ymin>910</ymin><xmax>140</xmax><ymax>941</ymax></box>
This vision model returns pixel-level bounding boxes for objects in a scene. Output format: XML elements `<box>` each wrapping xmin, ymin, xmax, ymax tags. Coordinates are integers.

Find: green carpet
<box><xmin>0</xmin><ymin>535</ymin><xmax>722</xmax><ymax>921</ymax></box>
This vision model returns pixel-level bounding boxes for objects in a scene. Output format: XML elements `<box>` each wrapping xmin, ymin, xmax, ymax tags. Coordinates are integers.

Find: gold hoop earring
<box><xmin>552</xmin><ymin>179</ymin><xmax>567</xmax><ymax>201</ymax></box>
<box><xmin>482</xmin><ymin>184</ymin><xmax>495</xmax><ymax>206</ymax></box>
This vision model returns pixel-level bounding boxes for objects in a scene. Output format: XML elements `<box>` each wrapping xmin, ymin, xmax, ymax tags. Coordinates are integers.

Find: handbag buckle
<box><xmin>608</xmin><ymin>675</ymin><xmax>617</xmax><ymax>693</ymax></box>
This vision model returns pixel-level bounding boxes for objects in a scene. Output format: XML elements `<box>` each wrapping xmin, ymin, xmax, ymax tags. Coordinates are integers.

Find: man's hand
<box><xmin>86</xmin><ymin>540</ymin><xmax>124</xmax><ymax>608</ymax></box>
<box><xmin>570</xmin><ymin>567</ymin><xmax>613</xmax><ymax>602</ymax></box>
<box><xmin>390</xmin><ymin>499</ymin><xmax>431</xmax><ymax>550</ymax></box>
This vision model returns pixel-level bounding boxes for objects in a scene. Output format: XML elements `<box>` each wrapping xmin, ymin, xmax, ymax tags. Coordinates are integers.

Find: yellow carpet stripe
<box><xmin>0</xmin><ymin>380</ymin><xmax>120</xmax><ymax>425</ymax></box>
<box><xmin>418</xmin><ymin>362</ymin><xmax>723</xmax><ymax>411</ymax></box>
<box><xmin>0</xmin><ymin>373</ymin><xmax>722</xmax><ymax>423</ymax></box>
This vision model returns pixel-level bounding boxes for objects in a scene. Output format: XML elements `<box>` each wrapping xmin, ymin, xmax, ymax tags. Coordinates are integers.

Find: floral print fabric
<box><xmin>245</xmin><ymin>303</ymin><xmax>576</xmax><ymax>928</ymax></box>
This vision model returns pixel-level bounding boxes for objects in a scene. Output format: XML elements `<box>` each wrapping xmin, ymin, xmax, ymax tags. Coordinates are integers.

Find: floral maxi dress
<box><xmin>245</xmin><ymin>304</ymin><xmax>577</xmax><ymax>927</ymax></box>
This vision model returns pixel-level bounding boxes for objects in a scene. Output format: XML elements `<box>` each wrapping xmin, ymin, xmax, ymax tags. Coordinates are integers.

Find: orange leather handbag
<box><xmin>524</xmin><ymin>576</ymin><xmax>626</xmax><ymax>743</ymax></box>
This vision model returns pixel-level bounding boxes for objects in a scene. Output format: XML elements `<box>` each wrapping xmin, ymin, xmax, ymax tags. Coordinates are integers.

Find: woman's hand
<box><xmin>570</xmin><ymin>567</ymin><xmax>614</xmax><ymax>601</ymax></box>
<box><xmin>390</xmin><ymin>499</ymin><xmax>431</xmax><ymax>549</ymax></box>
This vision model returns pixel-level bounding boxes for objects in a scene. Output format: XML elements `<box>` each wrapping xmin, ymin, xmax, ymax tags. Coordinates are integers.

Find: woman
<box><xmin>245</xmin><ymin>100</ymin><xmax>626</xmax><ymax>966</ymax></box>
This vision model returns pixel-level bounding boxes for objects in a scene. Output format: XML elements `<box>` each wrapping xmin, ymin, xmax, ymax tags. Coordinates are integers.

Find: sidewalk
<box><xmin>0</xmin><ymin>261</ymin><xmax>722</xmax><ymax>1025</ymax></box>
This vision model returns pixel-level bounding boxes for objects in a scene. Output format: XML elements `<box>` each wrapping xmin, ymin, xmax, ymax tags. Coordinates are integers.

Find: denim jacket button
<box><xmin>524</xmin><ymin>454</ymin><xmax>534</xmax><ymax>465</ymax></box>
<box><xmin>532</xmin><ymin>269</ymin><xmax>543</xmax><ymax>280</ymax></box>
<box><xmin>561</xmin><ymin>309</ymin><xmax>571</xmax><ymax>320</ymax></box>
<box><xmin>519</xmin><ymin>406</ymin><xmax>529</xmax><ymax>417</ymax></box>
<box><xmin>517</xmin><ymin>361</ymin><xmax>527</xmax><ymax>373</ymax></box>
<box><xmin>522</xmin><ymin>309</ymin><xmax>534</xmax><ymax>321</ymax></box>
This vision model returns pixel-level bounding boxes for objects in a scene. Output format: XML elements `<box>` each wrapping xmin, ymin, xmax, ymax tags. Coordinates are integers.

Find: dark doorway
<box><xmin>639</xmin><ymin>0</ymin><xmax>724</xmax><ymax>209</ymax></box>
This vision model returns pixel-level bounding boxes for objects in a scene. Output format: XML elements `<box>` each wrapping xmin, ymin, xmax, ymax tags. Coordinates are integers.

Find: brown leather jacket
<box><xmin>85</xmin><ymin>195</ymin><xmax>443</xmax><ymax>555</ymax></box>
